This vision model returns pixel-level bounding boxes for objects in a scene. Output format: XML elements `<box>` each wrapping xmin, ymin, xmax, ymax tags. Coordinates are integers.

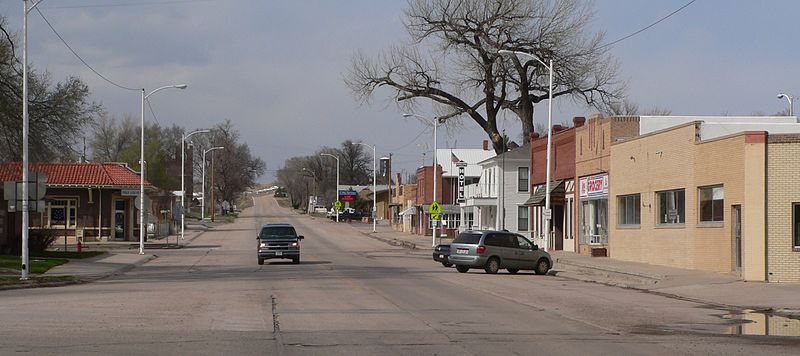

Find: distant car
<box><xmin>257</xmin><ymin>223</ymin><xmax>304</xmax><ymax>265</ymax></box>
<box><xmin>433</xmin><ymin>244</ymin><xmax>452</xmax><ymax>267</ymax></box>
<box><xmin>448</xmin><ymin>230</ymin><xmax>552</xmax><ymax>275</ymax></box>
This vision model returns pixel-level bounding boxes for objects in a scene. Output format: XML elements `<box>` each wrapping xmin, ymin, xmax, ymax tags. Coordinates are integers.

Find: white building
<box><xmin>459</xmin><ymin>144</ymin><xmax>530</xmax><ymax>234</ymax></box>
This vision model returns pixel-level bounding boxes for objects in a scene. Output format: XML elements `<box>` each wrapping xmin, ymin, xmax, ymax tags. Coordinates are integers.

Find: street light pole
<box><xmin>320</xmin><ymin>153</ymin><xmax>340</xmax><ymax>222</ymax></box>
<box><xmin>778</xmin><ymin>93</ymin><xmax>794</xmax><ymax>116</ymax></box>
<box><xmin>403</xmin><ymin>113</ymin><xmax>447</xmax><ymax>247</ymax></box>
<box><xmin>499</xmin><ymin>49</ymin><xmax>554</xmax><ymax>252</ymax></box>
<box><xmin>355</xmin><ymin>143</ymin><xmax>377</xmax><ymax>233</ymax></box>
<box><xmin>181</xmin><ymin>129</ymin><xmax>209</xmax><ymax>241</ymax></box>
<box><xmin>202</xmin><ymin>146</ymin><xmax>224</xmax><ymax>222</ymax></box>
<box><xmin>20</xmin><ymin>0</ymin><xmax>45</xmax><ymax>280</ymax></box>
<box><xmin>139</xmin><ymin>84</ymin><xmax>188</xmax><ymax>255</ymax></box>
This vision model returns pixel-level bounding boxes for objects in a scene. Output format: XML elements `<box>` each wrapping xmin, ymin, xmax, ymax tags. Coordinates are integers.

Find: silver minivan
<box><xmin>448</xmin><ymin>230</ymin><xmax>552</xmax><ymax>275</ymax></box>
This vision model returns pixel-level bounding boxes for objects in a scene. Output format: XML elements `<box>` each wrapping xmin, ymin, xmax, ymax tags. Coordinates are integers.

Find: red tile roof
<box><xmin>0</xmin><ymin>162</ymin><xmax>152</xmax><ymax>187</ymax></box>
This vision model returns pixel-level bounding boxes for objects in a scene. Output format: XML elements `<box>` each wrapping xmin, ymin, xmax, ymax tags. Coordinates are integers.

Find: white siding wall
<box><xmin>501</xmin><ymin>160</ymin><xmax>531</xmax><ymax>235</ymax></box>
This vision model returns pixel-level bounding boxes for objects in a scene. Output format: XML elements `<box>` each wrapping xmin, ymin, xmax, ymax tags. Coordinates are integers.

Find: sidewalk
<box><xmin>343</xmin><ymin>220</ymin><xmax>800</xmax><ymax>314</ymax></box>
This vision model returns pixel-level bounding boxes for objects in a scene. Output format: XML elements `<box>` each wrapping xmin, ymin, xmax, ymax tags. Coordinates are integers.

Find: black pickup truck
<box><xmin>257</xmin><ymin>223</ymin><xmax>304</xmax><ymax>265</ymax></box>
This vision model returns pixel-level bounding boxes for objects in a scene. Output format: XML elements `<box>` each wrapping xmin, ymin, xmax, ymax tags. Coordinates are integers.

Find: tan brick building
<box><xmin>574</xmin><ymin>114</ymin><xmax>639</xmax><ymax>256</ymax></box>
<box><xmin>609</xmin><ymin>121</ymin><xmax>800</xmax><ymax>281</ymax></box>
<box><xmin>766</xmin><ymin>135</ymin><xmax>800</xmax><ymax>282</ymax></box>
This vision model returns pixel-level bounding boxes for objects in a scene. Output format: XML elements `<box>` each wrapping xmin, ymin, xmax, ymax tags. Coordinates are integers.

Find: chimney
<box><xmin>573</xmin><ymin>116</ymin><xmax>586</xmax><ymax>127</ymax></box>
<box><xmin>530</xmin><ymin>132</ymin><xmax>540</xmax><ymax>140</ymax></box>
<box><xmin>396</xmin><ymin>172</ymin><xmax>402</xmax><ymax>186</ymax></box>
<box><xmin>482</xmin><ymin>140</ymin><xmax>489</xmax><ymax>151</ymax></box>
<box><xmin>552</xmin><ymin>124</ymin><xmax>564</xmax><ymax>132</ymax></box>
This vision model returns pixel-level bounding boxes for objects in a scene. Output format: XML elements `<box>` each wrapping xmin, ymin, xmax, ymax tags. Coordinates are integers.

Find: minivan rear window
<box><xmin>259</xmin><ymin>227</ymin><xmax>296</xmax><ymax>239</ymax></box>
<box><xmin>453</xmin><ymin>232</ymin><xmax>482</xmax><ymax>244</ymax></box>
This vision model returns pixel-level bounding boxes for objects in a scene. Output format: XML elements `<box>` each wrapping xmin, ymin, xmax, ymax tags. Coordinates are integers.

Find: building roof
<box><xmin>436</xmin><ymin>148</ymin><xmax>496</xmax><ymax>178</ymax></box>
<box><xmin>0</xmin><ymin>162</ymin><xmax>151</xmax><ymax>187</ymax></box>
<box><xmin>477</xmin><ymin>143</ymin><xmax>531</xmax><ymax>166</ymax></box>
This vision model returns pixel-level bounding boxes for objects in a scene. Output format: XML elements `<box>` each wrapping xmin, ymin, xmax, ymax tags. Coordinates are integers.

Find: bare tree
<box><xmin>90</xmin><ymin>113</ymin><xmax>137</xmax><ymax>161</ymax></box>
<box><xmin>346</xmin><ymin>0</ymin><xmax>622</xmax><ymax>153</ymax></box>
<box><xmin>607</xmin><ymin>99</ymin><xmax>672</xmax><ymax>116</ymax></box>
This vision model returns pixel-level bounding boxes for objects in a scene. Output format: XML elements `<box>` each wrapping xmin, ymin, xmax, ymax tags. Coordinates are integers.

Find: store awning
<box><xmin>399</xmin><ymin>207</ymin><xmax>416</xmax><ymax>216</ymax></box>
<box><xmin>523</xmin><ymin>180</ymin><xmax>565</xmax><ymax>207</ymax></box>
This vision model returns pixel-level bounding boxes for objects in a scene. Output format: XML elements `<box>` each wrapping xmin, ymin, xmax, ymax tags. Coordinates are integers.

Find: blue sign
<box><xmin>338</xmin><ymin>190</ymin><xmax>357</xmax><ymax>202</ymax></box>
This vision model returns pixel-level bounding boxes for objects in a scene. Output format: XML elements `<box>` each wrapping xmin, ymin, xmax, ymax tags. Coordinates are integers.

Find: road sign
<box><xmin>428</xmin><ymin>201</ymin><xmax>441</xmax><ymax>215</ymax></box>
<box><xmin>334</xmin><ymin>200</ymin><xmax>343</xmax><ymax>211</ymax></box>
<box><xmin>431</xmin><ymin>213</ymin><xmax>440</xmax><ymax>221</ymax></box>
<box><xmin>134</xmin><ymin>195</ymin><xmax>151</xmax><ymax>211</ymax></box>
<box><xmin>543</xmin><ymin>208</ymin><xmax>552</xmax><ymax>220</ymax></box>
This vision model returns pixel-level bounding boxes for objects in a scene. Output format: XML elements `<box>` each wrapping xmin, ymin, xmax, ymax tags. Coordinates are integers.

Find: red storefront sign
<box><xmin>579</xmin><ymin>173</ymin><xmax>608</xmax><ymax>198</ymax></box>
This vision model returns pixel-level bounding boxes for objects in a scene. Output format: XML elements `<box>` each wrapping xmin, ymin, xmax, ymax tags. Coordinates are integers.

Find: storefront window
<box><xmin>617</xmin><ymin>194</ymin><xmax>641</xmax><ymax>226</ymax></box>
<box><xmin>47</xmin><ymin>198</ymin><xmax>78</xmax><ymax>228</ymax></box>
<box><xmin>657</xmin><ymin>189</ymin><xmax>685</xmax><ymax>225</ymax></box>
<box><xmin>699</xmin><ymin>186</ymin><xmax>724</xmax><ymax>222</ymax></box>
<box><xmin>581</xmin><ymin>199</ymin><xmax>607</xmax><ymax>244</ymax></box>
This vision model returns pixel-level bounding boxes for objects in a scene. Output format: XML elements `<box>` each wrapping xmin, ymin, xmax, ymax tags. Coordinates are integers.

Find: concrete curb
<box><xmin>355</xmin><ymin>229</ymin><xmax>421</xmax><ymax>250</ymax></box>
<box><xmin>554</xmin><ymin>257</ymin><xmax>664</xmax><ymax>280</ymax></box>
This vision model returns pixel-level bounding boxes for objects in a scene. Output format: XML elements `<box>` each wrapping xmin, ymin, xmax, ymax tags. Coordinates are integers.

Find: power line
<box><xmin>145</xmin><ymin>98</ymin><xmax>161</xmax><ymax>127</ymax></box>
<box><xmin>35</xmin><ymin>7</ymin><xmax>139</xmax><ymax>91</ymax></box>
<box><xmin>598</xmin><ymin>0</ymin><xmax>697</xmax><ymax>50</ymax></box>
<box><xmin>44</xmin><ymin>0</ymin><xmax>222</xmax><ymax>10</ymax></box>
<box><xmin>386</xmin><ymin>126</ymin><xmax>430</xmax><ymax>151</ymax></box>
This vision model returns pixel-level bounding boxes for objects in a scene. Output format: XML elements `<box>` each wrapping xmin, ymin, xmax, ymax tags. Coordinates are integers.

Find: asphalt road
<box><xmin>1</xmin><ymin>195</ymin><xmax>798</xmax><ymax>355</ymax></box>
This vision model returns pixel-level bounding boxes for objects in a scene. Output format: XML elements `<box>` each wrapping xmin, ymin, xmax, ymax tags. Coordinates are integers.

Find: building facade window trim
<box><xmin>46</xmin><ymin>197</ymin><xmax>79</xmax><ymax>229</ymax></box>
<box><xmin>656</xmin><ymin>189</ymin><xmax>686</xmax><ymax>226</ymax></box>
<box><xmin>517</xmin><ymin>167</ymin><xmax>529</xmax><ymax>193</ymax></box>
<box><xmin>793</xmin><ymin>202</ymin><xmax>800</xmax><ymax>249</ymax></box>
<box><xmin>518</xmin><ymin>205</ymin><xmax>529</xmax><ymax>232</ymax></box>
<box><xmin>699</xmin><ymin>185</ymin><xmax>724</xmax><ymax>223</ymax></box>
<box><xmin>617</xmin><ymin>193</ymin><xmax>641</xmax><ymax>226</ymax></box>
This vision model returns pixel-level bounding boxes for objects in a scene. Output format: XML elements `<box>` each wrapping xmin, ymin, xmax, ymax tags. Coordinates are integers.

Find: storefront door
<box><xmin>563</xmin><ymin>196</ymin><xmax>575</xmax><ymax>252</ymax></box>
<box><xmin>733</xmin><ymin>205</ymin><xmax>742</xmax><ymax>272</ymax></box>
<box><xmin>114</xmin><ymin>200</ymin><xmax>127</xmax><ymax>240</ymax></box>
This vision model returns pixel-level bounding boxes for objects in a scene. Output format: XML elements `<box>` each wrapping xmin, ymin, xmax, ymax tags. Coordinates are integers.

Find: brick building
<box><xmin>0</xmin><ymin>162</ymin><xmax>162</xmax><ymax>252</ymax></box>
<box><xmin>609</xmin><ymin>120</ymin><xmax>800</xmax><ymax>282</ymax></box>
<box><xmin>574</xmin><ymin>114</ymin><xmax>639</xmax><ymax>256</ymax></box>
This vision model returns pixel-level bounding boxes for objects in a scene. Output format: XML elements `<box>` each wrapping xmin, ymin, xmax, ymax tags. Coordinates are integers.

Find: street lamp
<box><xmin>778</xmin><ymin>93</ymin><xmax>794</xmax><ymax>116</ymax></box>
<box><xmin>320</xmin><ymin>153</ymin><xmax>340</xmax><ymax>222</ymax></box>
<box><xmin>355</xmin><ymin>142</ymin><xmax>377</xmax><ymax>233</ymax></box>
<box><xmin>202</xmin><ymin>146</ymin><xmax>224</xmax><ymax>222</ymax></box>
<box><xmin>181</xmin><ymin>129</ymin><xmax>210</xmax><ymax>241</ymax></box>
<box><xmin>20</xmin><ymin>0</ymin><xmax>46</xmax><ymax>280</ymax></box>
<box><xmin>403</xmin><ymin>113</ymin><xmax>449</xmax><ymax>247</ymax></box>
<box><xmin>139</xmin><ymin>84</ymin><xmax>188</xmax><ymax>255</ymax></box>
<box><xmin>499</xmin><ymin>49</ymin><xmax>554</xmax><ymax>252</ymax></box>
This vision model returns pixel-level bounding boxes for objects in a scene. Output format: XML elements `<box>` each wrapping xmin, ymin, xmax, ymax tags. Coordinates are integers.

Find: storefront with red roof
<box><xmin>0</xmin><ymin>162</ymin><xmax>160</xmax><ymax>252</ymax></box>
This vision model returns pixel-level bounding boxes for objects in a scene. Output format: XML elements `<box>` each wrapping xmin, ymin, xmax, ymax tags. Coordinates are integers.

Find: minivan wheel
<box><xmin>507</xmin><ymin>268</ymin><xmax>519</xmax><ymax>274</ymax></box>
<box><xmin>535</xmin><ymin>259</ymin><xmax>550</xmax><ymax>275</ymax></box>
<box><xmin>456</xmin><ymin>265</ymin><xmax>470</xmax><ymax>273</ymax></box>
<box><xmin>484</xmin><ymin>258</ymin><xmax>500</xmax><ymax>274</ymax></box>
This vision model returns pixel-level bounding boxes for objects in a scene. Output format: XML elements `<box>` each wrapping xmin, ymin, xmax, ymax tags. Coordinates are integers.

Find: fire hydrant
<box><xmin>76</xmin><ymin>240</ymin><xmax>82</xmax><ymax>253</ymax></box>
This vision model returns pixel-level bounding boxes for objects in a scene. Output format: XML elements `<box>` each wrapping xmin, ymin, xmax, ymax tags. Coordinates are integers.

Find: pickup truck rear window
<box><xmin>259</xmin><ymin>227</ymin><xmax>297</xmax><ymax>239</ymax></box>
<box><xmin>453</xmin><ymin>232</ymin><xmax>482</xmax><ymax>244</ymax></box>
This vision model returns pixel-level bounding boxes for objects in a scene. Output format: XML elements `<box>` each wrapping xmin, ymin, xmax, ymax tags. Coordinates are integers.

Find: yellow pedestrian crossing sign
<box><xmin>334</xmin><ymin>200</ymin><xmax>343</xmax><ymax>211</ymax></box>
<box><xmin>429</xmin><ymin>201</ymin><xmax>441</xmax><ymax>215</ymax></box>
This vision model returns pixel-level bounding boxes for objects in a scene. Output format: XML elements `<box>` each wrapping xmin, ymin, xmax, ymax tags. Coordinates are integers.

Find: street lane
<box><xmin>0</xmin><ymin>194</ymin><xmax>798</xmax><ymax>355</ymax></box>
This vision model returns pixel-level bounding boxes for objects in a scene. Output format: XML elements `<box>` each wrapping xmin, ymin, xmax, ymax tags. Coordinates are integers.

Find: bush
<box><xmin>7</xmin><ymin>229</ymin><xmax>59</xmax><ymax>255</ymax></box>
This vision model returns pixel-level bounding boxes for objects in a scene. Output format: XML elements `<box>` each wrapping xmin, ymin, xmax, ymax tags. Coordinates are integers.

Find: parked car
<box><xmin>448</xmin><ymin>230</ymin><xmax>552</xmax><ymax>275</ymax></box>
<box><xmin>257</xmin><ymin>223</ymin><xmax>304</xmax><ymax>265</ymax></box>
<box><xmin>433</xmin><ymin>244</ymin><xmax>452</xmax><ymax>267</ymax></box>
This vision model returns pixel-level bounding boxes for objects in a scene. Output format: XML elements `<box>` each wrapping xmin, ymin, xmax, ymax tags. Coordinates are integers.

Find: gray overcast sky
<box><xmin>1</xmin><ymin>0</ymin><xmax>798</xmax><ymax>182</ymax></box>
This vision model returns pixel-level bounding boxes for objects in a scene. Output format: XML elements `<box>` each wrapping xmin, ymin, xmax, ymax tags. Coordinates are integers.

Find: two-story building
<box><xmin>460</xmin><ymin>143</ymin><xmax>531</xmax><ymax>235</ymax></box>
